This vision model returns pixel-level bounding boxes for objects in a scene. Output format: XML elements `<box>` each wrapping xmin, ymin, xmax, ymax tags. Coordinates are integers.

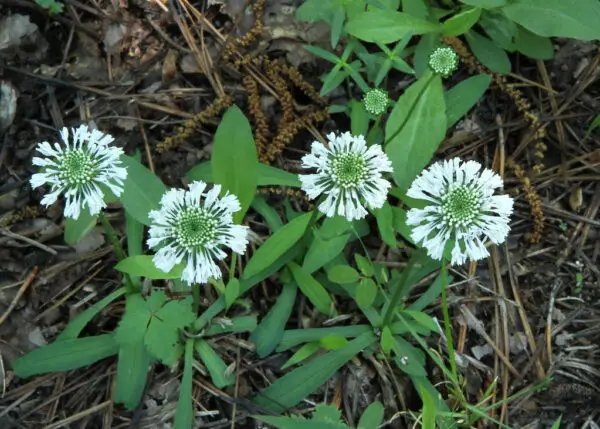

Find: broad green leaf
<box><xmin>413</xmin><ymin>34</ymin><xmax>439</xmax><ymax>78</ymax></box>
<box><xmin>402</xmin><ymin>0</ymin><xmax>429</xmax><ymax>19</ymax></box>
<box><xmin>115</xmin><ymin>340</ymin><xmax>151</xmax><ymax>410</ymax></box>
<box><xmin>319</xmin><ymin>335</ymin><xmax>348</xmax><ymax>350</ymax></box>
<box><xmin>195</xmin><ymin>339</ymin><xmax>235</xmax><ymax>388</ymax></box>
<box><xmin>358</xmin><ymin>401</ymin><xmax>384</xmax><ymax>429</ymax></box>
<box><xmin>303</xmin><ymin>232</ymin><xmax>350</xmax><ymax>274</ymax></box>
<box><xmin>392</xmin><ymin>335</ymin><xmax>427</xmax><ymax>376</ymax></box>
<box><xmin>251</xmin><ymin>196</ymin><xmax>283</xmax><ymax>232</ymax></box>
<box><xmin>295</xmin><ymin>0</ymin><xmax>337</xmax><ymax>22</ymax></box>
<box><xmin>281</xmin><ymin>342</ymin><xmax>321</xmax><ymax>370</ymax></box>
<box><xmin>459</xmin><ymin>0</ymin><xmax>505</xmax><ymax>7</ymax></box>
<box><xmin>243</xmin><ymin>211</ymin><xmax>313</xmax><ymax>279</ymax></box>
<box><xmin>64</xmin><ymin>210</ymin><xmax>97</xmax><ymax>245</ymax></box>
<box><xmin>115</xmin><ymin>255</ymin><xmax>183</xmax><ymax>280</ymax></box>
<box><xmin>277</xmin><ymin>325</ymin><xmax>372</xmax><ymax>351</ymax></box>
<box><xmin>385</xmin><ymin>71</ymin><xmax>446</xmax><ymax>191</ymax></box>
<box><xmin>514</xmin><ymin>26</ymin><xmax>554</xmax><ymax>60</ymax></box>
<box><xmin>174</xmin><ymin>340</ymin><xmax>194</xmax><ymax>429</ymax></box>
<box><xmin>345</xmin><ymin>10</ymin><xmax>440</xmax><ymax>43</ymax></box>
<box><xmin>225</xmin><ymin>278</ymin><xmax>240</xmax><ymax>311</ymax></box>
<box><xmin>331</xmin><ymin>6</ymin><xmax>345</xmax><ymax>48</ymax></box>
<box><xmin>212</xmin><ymin>105</ymin><xmax>258</xmax><ymax>222</ymax></box>
<box><xmin>420</xmin><ymin>383</ymin><xmax>436</xmax><ymax>429</ymax></box>
<box><xmin>250</xmin><ymin>282</ymin><xmax>297</xmax><ymax>357</ymax></box>
<box><xmin>115</xmin><ymin>293</ymin><xmax>156</xmax><ymax>345</ymax></box>
<box><xmin>407</xmin><ymin>273</ymin><xmax>452</xmax><ymax>312</ymax></box>
<box><xmin>374</xmin><ymin>202</ymin><xmax>396</xmax><ymax>247</ymax></box>
<box><xmin>120</xmin><ymin>155</ymin><xmax>167</xmax><ymax>226</ymax></box>
<box><xmin>312</xmin><ymin>403</ymin><xmax>346</xmax><ymax>425</ymax></box>
<box><xmin>465</xmin><ymin>30</ymin><xmax>510</xmax><ymax>74</ymax></box>
<box><xmin>145</xmin><ymin>297</ymin><xmax>195</xmax><ymax>366</ymax></box>
<box><xmin>442</xmin><ymin>7</ymin><xmax>481</xmax><ymax>36</ymax></box>
<box><xmin>356</xmin><ymin>277</ymin><xmax>377</xmax><ymax>307</ymax></box>
<box><xmin>254</xmin><ymin>332</ymin><xmax>376</xmax><ymax>412</ymax></box>
<box><xmin>328</xmin><ymin>265</ymin><xmax>360</xmax><ymax>284</ymax></box>
<box><xmin>479</xmin><ymin>10</ymin><xmax>516</xmax><ymax>50</ymax></box>
<box><xmin>202</xmin><ymin>315</ymin><xmax>257</xmax><ymax>337</ymax></box>
<box><xmin>58</xmin><ymin>287</ymin><xmax>127</xmax><ymax>341</ymax></box>
<box><xmin>289</xmin><ymin>262</ymin><xmax>333</xmax><ymax>315</ymax></box>
<box><xmin>586</xmin><ymin>115</ymin><xmax>600</xmax><ymax>138</ymax></box>
<box><xmin>354</xmin><ymin>254</ymin><xmax>374</xmax><ymax>277</ymax></box>
<box><xmin>12</xmin><ymin>334</ymin><xmax>118</xmax><ymax>378</ymax></box>
<box><xmin>502</xmin><ymin>0</ymin><xmax>600</xmax><ymax>41</ymax></box>
<box><xmin>351</xmin><ymin>99</ymin><xmax>371</xmax><ymax>136</ymax></box>
<box><xmin>445</xmin><ymin>74</ymin><xmax>492</xmax><ymax>128</ymax></box>
<box><xmin>187</xmin><ymin>161</ymin><xmax>301</xmax><ymax>188</ymax></box>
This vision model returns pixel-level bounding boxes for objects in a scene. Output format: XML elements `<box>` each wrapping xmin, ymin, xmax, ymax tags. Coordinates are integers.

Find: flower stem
<box><xmin>229</xmin><ymin>253</ymin><xmax>237</xmax><ymax>279</ymax></box>
<box><xmin>440</xmin><ymin>258</ymin><xmax>458</xmax><ymax>381</ymax></box>
<box><xmin>99</xmin><ymin>212</ymin><xmax>135</xmax><ymax>292</ymax></box>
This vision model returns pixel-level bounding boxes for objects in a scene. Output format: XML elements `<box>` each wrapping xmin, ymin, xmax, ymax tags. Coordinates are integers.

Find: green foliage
<box><xmin>115</xmin><ymin>340</ymin><xmax>152</xmax><ymax>410</ymax></box>
<box><xmin>465</xmin><ymin>30</ymin><xmax>511</xmax><ymax>74</ymax></box>
<box><xmin>35</xmin><ymin>0</ymin><xmax>64</xmax><ymax>14</ymax></box>
<box><xmin>187</xmin><ymin>161</ymin><xmax>301</xmax><ymax>188</ymax></box>
<box><xmin>445</xmin><ymin>74</ymin><xmax>492</xmax><ymax>128</ymax></box>
<box><xmin>345</xmin><ymin>9</ymin><xmax>440</xmax><ymax>43</ymax></box>
<box><xmin>115</xmin><ymin>291</ymin><xmax>195</xmax><ymax>366</ymax></box>
<box><xmin>115</xmin><ymin>255</ymin><xmax>183</xmax><ymax>280</ymax></box>
<box><xmin>211</xmin><ymin>105</ymin><xmax>259</xmax><ymax>223</ymax></box>
<box><xmin>64</xmin><ymin>210</ymin><xmax>97</xmax><ymax>244</ymax></box>
<box><xmin>120</xmin><ymin>155</ymin><xmax>167</xmax><ymax>226</ymax></box>
<box><xmin>585</xmin><ymin>114</ymin><xmax>600</xmax><ymax>138</ymax></box>
<box><xmin>12</xmin><ymin>335</ymin><xmax>118</xmax><ymax>378</ymax></box>
<box><xmin>174</xmin><ymin>340</ymin><xmax>195</xmax><ymax>429</ymax></box>
<box><xmin>195</xmin><ymin>339</ymin><xmax>235</xmax><ymax>388</ymax></box>
<box><xmin>289</xmin><ymin>262</ymin><xmax>334</xmax><ymax>315</ymax></box>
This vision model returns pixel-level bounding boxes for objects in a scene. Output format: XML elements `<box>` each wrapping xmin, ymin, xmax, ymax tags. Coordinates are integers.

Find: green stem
<box><xmin>229</xmin><ymin>253</ymin><xmax>238</xmax><ymax>279</ymax></box>
<box><xmin>99</xmin><ymin>212</ymin><xmax>135</xmax><ymax>292</ymax></box>
<box><xmin>192</xmin><ymin>283</ymin><xmax>201</xmax><ymax>315</ymax></box>
<box><xmin>440</xmin><ymin>258</ymin><xmax>458</xmax><ymax>381</ymax></box>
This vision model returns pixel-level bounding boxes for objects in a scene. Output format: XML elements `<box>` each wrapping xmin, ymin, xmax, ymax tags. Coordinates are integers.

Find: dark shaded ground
<box><xmin>0</xmin><ymin>1</ymin><xmax>600</xmax><ymax>428</ymax></box>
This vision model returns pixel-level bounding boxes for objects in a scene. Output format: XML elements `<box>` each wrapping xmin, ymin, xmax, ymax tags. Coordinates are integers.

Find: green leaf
<box><xmin>120</xmin><ymin>155</ymin><xmax>167</xmax><ymax>226</ymax></box>
<box><xmin>420</xmin><ymin>383</ymin><xmax>436</xmax><ymax>429</ymax></box>
<box><xmin>407</xmin><ymin>273</ymin><xmax>451</xmax><ymax>312</ymax></box>
<box><xmin>303</xmin><ymin>232</ymin><xmax>350</xmax><ymax>274</ymax></box>
<box><xmin>195</xmin><ymin>339</ymin><xmax>235</xmax><ymax>388</ymax></box>
<box><xmin>459</xmin><ymin>0</ymin><xmax>505</xmax><ymax>7</ymax></box>
<box><xmin>403</xmin><ymin>310</ymin><xmax>439</xmax><ymax>333</ymax></box>
<box><xmin>345</xmin><ymin>10</ymin><xmax>440</xmax><ymax>43</ymax></box>
<box><xmin>58</xmin><ymin>288</ymin><xmax>127</xmax><ymax>341</ymax></box>
<box><xmin>64</xmin><ymin>210</ymin><xmax>97</xmax><ymax>245</ymax></box>
<box><xmin>358</xmin><ymin>401</ymin><xmax>384</xmax><ymax>429</ymax></box>
<box><xmin>402</xmin><ymin>0</ymin><xmax>429</xmax><ymax>19</ymax></box>
<box><xmin>445</xmin><ymin>74</ymin><xmax>492</xmax><ymax>128</ymax></box>
<box><xmin>12</xmin><ymin>334</ymin><xmax>118</xmax><ymax>378</ymax></box>
<box><xmin>115</xmin><ymin>293</ymin><xmax>156</xmax><ymax>345</ymax></box>
<box><xmin>374</xmin><ymin>202</ymin><xmax>396</xmax><ymax>247</ymax></box>
<box><xmin>586</xmin><ymin>115</ymin><xmax>600</xmax><ymax>138</ymax></box>
<box><xmin>251</xmin><ymin>196</ymin><xmax>283</xmax><ymax>232</ymax></box>
<box><xmin>145</xmin><ymin>297</ymin><xmax>195</xmax><ymax>366</ymax></box>
<box><xmin>380</xmin><ymin>326</ymin><xmax>393</xmax><ymax>355</ymax></box>
<box><xmin>277</xmin><ymin>325</ymin><xmax>372</xmax><ymax>351</ymax></box>
<box><xmin>295</xmin><ymin>0</ymin><xmax>337</xmax><ymax>22</ymax></box>
<box><xmin>328</xmin><ymin>265</ymin><xmax>360</xmax><ymax>284</ymax></box>
<box><xmin>479</xmin><ymin>10</ymin><xmax>516</xmax><ymax>50</ymax></box>
<box><xmin>289</xmin><ymin>263</ymin><xmax>334</xmax><ymax>315</ymax></box>
<box><xmin>254</xmin><ymin>332</ymin><xmax>376</xmax><ymax>412</ymax></box>
<box><xmin>187</xmin><ymin>161</ymin><xmax>301</xmax><ymax>188</ymax></box>
<box><xmin>354</xmin><ymin>254</ymin><xmax>374</xmax><ymax>277</ymax></box>
<box><xmin>174</xmin><ymin>340</ymin><xmax>194</xmax><ymax>429</ymax></box>
<box><xmin>413</xmin><ymin>34</ymin><xmax>439</xmax><ymax>78</ymax></box>
<box><xmin>513</xmin><ymin>26</ymin><xmax>554</xmax><ymax>60</ymax></box>
<box><xmin>385</xmin><ymin>71</ymin><xmax>446</xmax><ymax>191</ymax></box>
<box><xmin>225</xmin><ymin>278</ymin><xmax>240</xmax><ymax>311</ymax></box>
<box><xmin>202</xmin><ymin>316</ymin><xmax>257</xmax><ymax>337</ymax></box>
<box><xmin>212</xmin><ymin>105</ymin><xmax>259</xmax><ymax>223</ymax></box>
<box><xmin>281</xmin><ymin>342</ymin><xmax>321</xmax><ymax>370</ymax></box>
<box><xmin>465</xmin><ymin>30</ymin><xmax>511</xmax><ymax>74</ymax></box>
<box><xmin>351</xmin><ymin>99</ymin><xmax>371</xmax><ymax>136</ymax></box>
<box><xmin>356</xmin><ymin>277</ymin><xmax>377</xmax><ymax>307</ymax></box>
<box><xmin>319</xmin><ymin>335</ymin><xmax>349</xmax><ymax>350</ymax></box>
<box><xmin>331</xmin><ymin>6</ymin><xmax>345</xmax><ymax>48</ymax></box>
<box><xmin>442</xmin><ymin>6</ymin><xmax>481</xmax><ymax>36</ymax></box>
<box><xmin>115</xmin><ymin>255</ymin><xmax>183</xmax><ymax>280</ymax></box>
<box><xmin>250</xmin><ymin>282</ymin><xmax>297</xmax><ymax>358</ymax></box>
<box><xmin>392</xmin><ymin>335</ymin><xmax>427</xmax><ymax>376</ymax></box>
<box><xmin>115</xmin><ymin>340</ymin><xmax>151</xmax><ymax>410</ymax></box>
<box><xmin>126</xmin><ymin>195</ymin><xmax>145</xmax><ymax>287</ymax></box>
<box><xmin>502</xmin><ymin>0</ymin><xmax>600</xmax><ymax>41</ymax></box>
<box><xmin>243</xmin><ymin>211</ymin><xmax>313</xmax><ymax>279</ymax></box>
<box><xmin>550</xmin><ymin>416</ymin><xmax>562</xmax><ymax>429</ymax></box>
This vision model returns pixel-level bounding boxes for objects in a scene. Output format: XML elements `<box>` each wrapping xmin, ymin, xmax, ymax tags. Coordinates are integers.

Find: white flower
<box><xmin>30</xmin><ymin>125</ymin><xmax>127</xmax><ymax>220</ymax></box>
<box><xmin>147</xmin><ymin>181</ymin><xmax>249</xmax><ymax>285</ymax></box>
<box><xmin>299</xmin><ymin>132</ymin><xmax>393</xmax><ymax>221</ymax></box>
<box><xmin>406</xmin><ymin>158</ymin><xmax>513</xmax><ymax>265</ymax></box>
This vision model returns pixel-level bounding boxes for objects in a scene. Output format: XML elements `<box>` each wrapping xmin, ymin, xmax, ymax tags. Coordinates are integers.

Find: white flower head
<box><xmin>30</xmin><ymin>125</ymin><xmax>127</xmax><ymax>220</ymax></box>
<box><xmin>299</xmin><ymin>131</ymin><xmax>393</xmax><ymax>221</ymax></box>
<box><xmin>147</xmin><ymin>181</ymin><xmax>249</xmax><ymax>285</ymax></box>
<box><xmin>428</xmin><ymin>46</ymin><xmax>459</xmax><ymax>78</ymax></box>
<box><xmin>406</xmin><ymin>158</ymin><xmax>513</xmax><ymax>265</ymax></box>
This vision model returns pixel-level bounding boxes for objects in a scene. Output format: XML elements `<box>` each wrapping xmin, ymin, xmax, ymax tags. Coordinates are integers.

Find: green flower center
<box><xmin>58</xmin><ymin>151</ymin><xmax>95</xmax><ymax>186</ymax></box>
<box><xmin>441</xmin><ymin>185</ymin><xmax>480</xmax><ymax>228</ymax></box>
<box><xmin>429</xmin><ymin>47</ymin><xmax>459</xmax><ymax>77</ymax></box>
<box><xmin>363</xmin><ymin>89</ymin><xmax>389</xmax><ymax>115</ymax></box>
<box><xmin>331</xmin><ymin>153</ymin><xmax>367</xmax><ymax>188</ymax></box>
<box><xmin>176</xmin><ymin>209</ymin><xmax>217</xmax><ymax>247</ymax></box>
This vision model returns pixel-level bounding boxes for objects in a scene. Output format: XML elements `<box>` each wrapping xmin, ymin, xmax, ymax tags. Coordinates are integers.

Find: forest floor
<box><xmin>0</xmin><ymin>0</ymin><xmax>599</xmax><ymax>428</ymax></box>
